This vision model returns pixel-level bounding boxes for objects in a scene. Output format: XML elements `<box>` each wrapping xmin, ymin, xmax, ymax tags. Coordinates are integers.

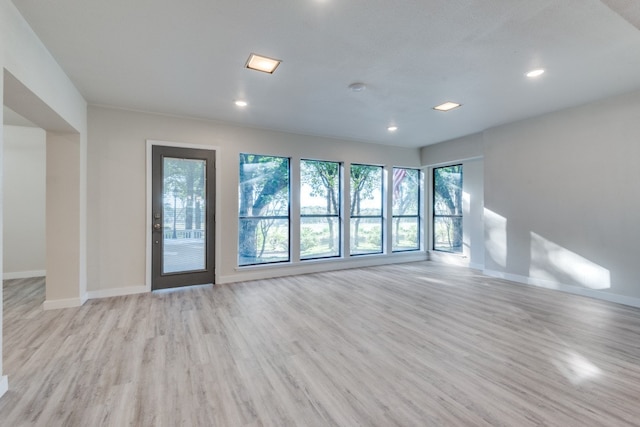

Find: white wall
<box><xmin>463</xmin><ymin>159</ymin><xmax>484</xmax><ymax>269</ymax></box>
<box><xmin>0</xmin><ymin>64</ymin><xmax>5</xmax><ymax>399</ymax></box>
<box><xmin>421</xmin><ymin>88</ymin><xmax>640</xmax><ymax>306</ymax></box>
<box><xmin>483</xmin><ymin>89</ymin><xmax>640</xmax><ymax>305</ymax></box>
<box><xmin>46</xmin><ymin>132</ymin><xmax>81</xmax><ymax>304</ymax></box>
<box><xmin>2</xmin><ymin>125</ymin><xmax>46</xmax><ymax>279</ymax></box>
<box><xmin>87</xmin><ymin>106</ymin><xmax>425</xmax><ymax>293</ymax></box>
<box><xmin>1</xmin><ymin>0</ymin><xmax>88</xmax><ymax>397</ymax></box>
<box><xmin>2</xmin><ymin>0</ymin><xmax>88</xmax><ymax>310</ymax></box>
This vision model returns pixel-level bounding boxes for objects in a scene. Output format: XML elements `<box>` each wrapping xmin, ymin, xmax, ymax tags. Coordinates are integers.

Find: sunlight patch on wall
<box><xmin>529</xmin><ymin>232</ymin><xmax>610</xmax><ymax>290</ymax></box>
<box><xmin>463</xmin><ymin>192</ymin><xmax>471</xmax><ymax>252</ymax></box>
<box><xmin>484</xmin><ymin>208</ymin><xmax>507</xmax><ymax>268</ymax></box>
<box><xmin>462</xmin><ymin>192</ymin><xmax>471</xmax><ymax>214</ymax></box>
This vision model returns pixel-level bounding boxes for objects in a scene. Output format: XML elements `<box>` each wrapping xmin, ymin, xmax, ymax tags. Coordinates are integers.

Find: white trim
<box><xmin>222</xmin><ymin>252</ymin><xmax>427</xmax><ymax>283</ymax></box>
<box><xmin>87</xmin><ymin>285</ymin><xmax>147</xmax><ymax>300</ymax></box>
<box><xmin>145</xmin><ymin>141</ymin><xmax>153</xmax><ymax>292</ymax></box>
<box><xmin>42</xmin><ymin>297</ymin><xmax>85</xmax><ymax>310</ymax></box>
<box><xmin>484</xmin><ymin>269</ymin><xmax>640</xmax><ymax>309</ymax></box>
<box><xmin>428</xmin><ymin>250</ymin><xmax>472</xmax><ymax>267</ymax></box>
<box><xmin>0</xmin><ymin>376</ymin><xmax>8</xmax><ymax>399</ymax></box>
<box><xmin>2</xmin><ymin>270</ymin><xmax>46</xmax><ymax>280</ymax></box>
<box><xmin>428</xmin><ymin>252</ymin><xmax>483</xmax><ymax>271</ymax></box>
<box><xmin>422</xmin><ymin>155</ymin><xmax>483</xmax><ymax>169</ymax></box>
<box><xmin>145</xmin><ymin>140</ymin><xmax>221</xmax><ymax>292</ymax></box>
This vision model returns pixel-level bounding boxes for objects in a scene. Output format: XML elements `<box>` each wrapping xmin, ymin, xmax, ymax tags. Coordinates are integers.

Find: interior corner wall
<box><xmin>0</xmin><ymin>69</ymin><xmax>5</xmax><ymax>397</ymax></box>
<box><xmin>1</xmin><ymin>0</ymin><xmax>87</xmax><ymax>395</ymax></box>
<box><xmin>87</xmin><ymin>106</ymin><xmax>423</xmax><ymax>292</ymax></box>
<box><xmin>0</xmin><ymin>0</ymin><xmax>87</xmax><ymax>395</ymax></box>
<box><xmin>422</xmin><ymin>91</ymin><xmax>640</xmax><ymax>306</ymax></box>
<box><xmin>420</xmin><ymin>132</ymin><xmax>484</xmax><ymax>166</ymax></box>
<box><xmin>463</xmin><ymin>159</ymin><xmax>484</xmax><ymax>269</ymax></box>
<box><xmin>483</xmin><ymin>89</ymin><xmax>640</xmax><ymax>304</ymax></box>
<box><xmin>46</xmin><ymin>132</ymin><xmax>81</xmax><ymax>302</ymax></box>
<box><xmin>2</xmin><ymin>125</ymin><xmax>46</xmax><ymax>278</ymax></box>
<box><xmin>2</xmin><ymin>0</ymin><xmax>88</xmax><ymax>310</ymax></box>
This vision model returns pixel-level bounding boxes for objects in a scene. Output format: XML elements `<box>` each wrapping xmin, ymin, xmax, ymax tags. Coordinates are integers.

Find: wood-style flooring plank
<box><xmin>2</xmin><ymin>263</ymin><xmax>640</xmax><ymax>426</ymax></box>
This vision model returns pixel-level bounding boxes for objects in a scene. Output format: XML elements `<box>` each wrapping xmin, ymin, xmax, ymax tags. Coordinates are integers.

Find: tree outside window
<box><xmin>350</xmin><ymin>164</ymin><xmax>383</xmax><ymax>255</ymax></box>
<box><xmin>433</xmin><ymin>165</ymin><xmax>463</xmax><ymax>252</ymax></box>
<box><xmin>392</xmin><ymin>168</ymin><xmax>420</xmax><ymax>251</ymax></box>
<box><xmin>300</xmin><ymin>159</ymin><xmax>341</xmax><ymax>260</ymax></box>
<box><xmin>238</xmin><ymin>154</ymin><xmax>290</xmax><ymax>265</ymax></box>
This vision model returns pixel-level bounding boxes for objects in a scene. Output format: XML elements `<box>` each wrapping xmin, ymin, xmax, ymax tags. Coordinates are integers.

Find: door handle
<box><xmin>153</xmin><ymin>223</ymin><xmax>162</xmax><ymax>231</ymax></box>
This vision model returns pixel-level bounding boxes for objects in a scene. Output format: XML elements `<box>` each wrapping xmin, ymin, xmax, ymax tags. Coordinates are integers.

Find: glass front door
<box><xmin>152</xmin><ymin>146</ymin><xmax>215</xmax><ymax>290</ymax></box>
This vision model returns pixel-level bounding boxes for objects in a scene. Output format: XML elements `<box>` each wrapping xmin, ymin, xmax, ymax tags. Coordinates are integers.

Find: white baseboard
<box><xmin>0</xmin><ymin>375</ymin><xmax>8</xmax><ymax>399</ymax></box>
<box><xmin>86</xmin><ymin>285</ymin><xmax>147</xmax><ymax>300</ymax></box>
<box><xmin>42</xmin><ymin>286</ymin><xmax>146</xmax><ymax>308</ymax></box>
<box><xmin>42</xmin><ymin>296</ymin><xmax>85</xmax><ymax>310</ymax></box>
<box><xmin>220</xmin><ymin>252</ymin><xmax>428</xmax><ymax>284</ymax></box>
<box><xmin>484</xmin><ymin>269</ymin><xmax>640</xmax><ymax>309</ymax></box>
<box><xmin>468</xmin><ymin>262</ymin><xmax>484</xmax><ymax>271</ymax></box>
<box><xmin>3</xmin><ymin>270</ymin><xmax>46</xmax><ymax>280</ymax></box>
<box><xmin>427</xmin><ymin>251</ymin><xmax>474</xmax><ymax>268</ymax></box>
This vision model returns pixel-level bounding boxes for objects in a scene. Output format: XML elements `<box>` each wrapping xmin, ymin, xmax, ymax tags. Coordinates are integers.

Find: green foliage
<box><xmin>300</xmin><ymin>226</ymin><xmax>319</xmax><ymax>253</ymax></box>
<box><xmin>350</xmin><ymin>164</ymin><xmax>381</xmax><ymax>216</ymax></box>
<box><xmin>239</xmin><ymin>154</ymin><xmax>290</xmax><ymax>263</ymax></box>
<box><xmin>300</xmin><ymin>160</ymin><xmax>341</xmax><ymax>258</ymax></box>
<box><xmin>434</xmin><ymin>165</ymin><xmax>463</xmax><ymax>252</ymax></box>
<box><xmin>163</xmin><ymin>158</ymin><xmax>206</xmax><ymax>231</ymax></box>
<box><xmin>164</xmin><ymin>158</ymin><xmax>205</xmax><ymax>196</ymax></box>
<box><xmin>239</xmin><ymin>154</ymin><xmax>289</xmax><ymax>216</ymax></box>
<box><xmin>434</xmin><ymin>165</ymin><xmax>462</xmax><ymax>216</ymax></box>
<box><xmin>301</xmin><ymin>160</ymin><xmax>340</xmax><ymax>215</ymax></box>
<box><xmin>392</xmin><ymin>168</ymin><xmax>419</xmax><ymax>216</ymax></box>
<box><xmin>366</xmin><ymin>225</ymin><xmax>382</xmax><ymax>246</ymax></box>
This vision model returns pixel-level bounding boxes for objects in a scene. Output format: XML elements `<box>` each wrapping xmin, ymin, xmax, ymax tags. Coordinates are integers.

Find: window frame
<box><xmin>392</xmin><ymin>167</ymin><xmax>421</xmax><ymax>252</ymax></box>
<box><xmin>349</xmin><ymin>163</ymin><xmax>384</xmax><ymax>256</ymax></box>
<box><xmin>300</xmin><ymin>159</ymin><xmax>342</xmax><ymax>261</ymax></box>
<box><xmin>432</xmin><ymin>164</ymin><xmax>463</xmax><ymax>253</ymax></box>
<box><xmin>238</xmin><ymin>154</ymin><xmax>291</xmax><ymax>266</ymax></box>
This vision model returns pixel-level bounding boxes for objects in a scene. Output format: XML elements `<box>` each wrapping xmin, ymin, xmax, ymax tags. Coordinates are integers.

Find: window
<box><xmin>392</xmin><ymin>168</ymin><xmax>420</xmax><ymax>251</ymax></box>
<box><xmin>350</xmin><ymin>164</ymin><xmax>383</xmax><ymax>255</ymax></box>
<box><xmin>300</xmin><ymin>159</ymin><xmax>341</xmax><ymax>260</ymax></box>
<box><xmin>238</xmin><ymin>154</ymin><xmax>290</xmax><ymax>265</ymax></box>
<box><xmin>433</xmin><ymin>165</ymin><xmax>463</xmax><ymax>252</ymax></box>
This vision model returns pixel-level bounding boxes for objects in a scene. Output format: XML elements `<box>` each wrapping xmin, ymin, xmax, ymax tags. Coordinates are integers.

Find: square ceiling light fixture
<box><xmin>245</xmin><ymin>53</ymin><xmax>282</xmax><ymax>74</ymax></box>
<box><xmin>433</xmin><ymin>101</ymin><xmax>461</xmax><ymax>112</ymax></box>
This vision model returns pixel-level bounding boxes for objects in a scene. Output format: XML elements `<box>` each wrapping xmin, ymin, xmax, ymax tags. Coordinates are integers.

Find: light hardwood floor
<box><xmin>2</xmin><ymin>262</ymin><xmax>640</xmax><ymax>426</ymax></box>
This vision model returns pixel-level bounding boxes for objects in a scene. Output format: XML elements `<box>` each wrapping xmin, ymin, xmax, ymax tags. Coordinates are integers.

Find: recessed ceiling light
<box><xmin>348</xmin><ymin>82</ymin><xmax>367</xmax><ymax>92</ymax></box>
<box><xmin>387</xmin><ymin>126</ymin><xmax>398</xmax><ymax>132</ymax></box>
<box><xmin>433</xmin><ymin>102</ymin><xmax>461</xmax><ymax>112</ymax></box>
<box><xmin>526</xmin><ymin>69</ymin><xmax>545</xmax><ymax>78</ymax></box>
<box><xmin>235</xmin><ymin>100</ymin><xmax>248</xmax><ymax>107</ymax></box>
<box><xmin>245</xmin><ymin>53</ymin><xmax>281</xmax><ymax>74</ymax></box>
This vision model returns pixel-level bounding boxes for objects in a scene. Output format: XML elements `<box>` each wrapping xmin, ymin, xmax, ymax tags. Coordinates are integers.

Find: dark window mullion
<box><xmin>392</xmin><ymin>167</ymin><xmax>421</xmax><ymax>252</ymax></box>
<box><xmin>432</xmin><ymin>164</ymin><xmax>463</xmax><ymax>253</ymax></box>
<box><xmin>300</xmin><ymin>158</ymin><xmax>342</xmax><ymax>260</ymax></box>
<box><xmin>238</xmin><ymin>154</ymin><xmax>290</xmax><ymax>266</ymax></box>
<box><xmin>239</xmin><ymin>217</ymin><xmax>290</xmax><ymax>220</ymax></box>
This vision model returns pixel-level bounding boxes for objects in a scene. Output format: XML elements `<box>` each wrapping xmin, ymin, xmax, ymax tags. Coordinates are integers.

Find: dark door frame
<box><xmin>145</xmin><ymin>140</ymin><xmax>218</xmax><ymax>291</ymax></box>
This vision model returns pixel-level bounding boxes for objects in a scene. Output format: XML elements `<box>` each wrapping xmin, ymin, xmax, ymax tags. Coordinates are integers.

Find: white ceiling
<box><xmin>9</xmin><ymin>0</ymin><xmax>640</xmax><ymax>148</ymax></box>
